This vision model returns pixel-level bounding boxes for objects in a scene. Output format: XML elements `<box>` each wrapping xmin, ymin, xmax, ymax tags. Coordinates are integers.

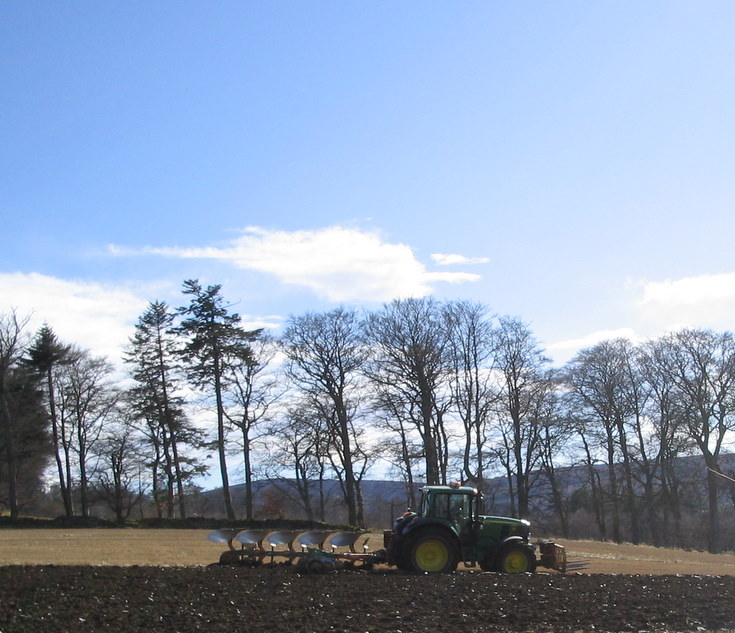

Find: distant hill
<box><xmin>198</xmin><ymin>453</ymin><xmax>735</xmax><ymax>542</ymax></box>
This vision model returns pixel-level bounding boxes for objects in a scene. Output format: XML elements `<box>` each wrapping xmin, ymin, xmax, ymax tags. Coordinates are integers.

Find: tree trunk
<box><xmin>415</xmin><ymin>381</ymin><xmax>440</xmax><ymax>486</ymax></box>
<box><xmin>242</xmin><ymin>431</ymin><xmax>253</xmax><ymax>520</ymax></box>
<box><xmin>329</xmin><ymin>397</ymin><xmax>359</xmax><ymax>526</ymax></box>
<box><xmin>0</xmin><ymin>386</ymin><xmax>20</xmax><ymax>520</ymax></box>
<box><xmin>213</xmin><ymin>355</ymin><xmax>235</xmax><ymax>520</ymax></box>
<box><xmin>170</xmin><ymin>434</ymin><xmax>187</xmax><ymax>519</ymax></box>
<box><xmin>704</xmin><ymin>456</ymin><xmax>721</xmax><ymax>553</ymax></box>
<box><xmin>603</xmin><ymin>429</ymin><xmax>621</xmax><ymax>543</ymax></box>
<box><xmin>548</xmin><ymin>466</ymin><xmax>569</xmax><ymax>537</ymax></box>
<box><xmin>615</xmin><ymin>414</ymin><xmax>640</xmax><ymax>544</ymax></box>
<box><xmin>46</xmin><ymin>370</ymin><xmax>72</xmax><ymax>516</ymax></box>
<box><xmin>161</xmin><ymin>426</ymin><xmax>175</xmax><ymax>518</ymax></box>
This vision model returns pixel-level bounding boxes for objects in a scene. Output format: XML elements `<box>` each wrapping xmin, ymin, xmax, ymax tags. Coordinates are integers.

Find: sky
<box><xmin>2</xmin><ymin>1</ymin><xmax>735</xmax><ymax>367</ymax></box>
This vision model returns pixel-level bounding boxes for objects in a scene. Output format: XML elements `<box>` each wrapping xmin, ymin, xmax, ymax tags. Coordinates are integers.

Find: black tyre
<box><xmin>496</xmin><ymin>544</ymin><xmax>536</xmax><ymax>573</ymax></box>
<box><xmin>407</xmin><ymin>528</ymin><xmax>459</xmax><ymax>573</ymax></box>
<box><xmin>219</xmin><ymin>550</ymin><xmax>240</xmax><ymax>565</ymax></box>
<box><xmin>479</xmin><ymin>558</ymin><xmax>493</xmax><ymax>572</ymax></box>
<box><xmin>395</xmin><ymin>554</ymin><xmax>411</xmax><ymax>571</ymax></box>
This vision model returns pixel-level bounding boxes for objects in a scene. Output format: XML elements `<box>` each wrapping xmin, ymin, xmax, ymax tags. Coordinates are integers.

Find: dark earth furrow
<box><xmin>1</xmin><ymin>565</ymin><xmax>733</xmax><ymax>633</ymax></box>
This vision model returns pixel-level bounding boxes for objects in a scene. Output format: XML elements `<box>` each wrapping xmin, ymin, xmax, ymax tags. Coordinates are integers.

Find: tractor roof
<box><xmin>421</xmin><ymin>484</ymin><xmax>479</xmax><ymax>495</ymax></box>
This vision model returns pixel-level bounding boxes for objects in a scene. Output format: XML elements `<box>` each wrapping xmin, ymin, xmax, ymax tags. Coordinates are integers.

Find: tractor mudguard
<box><xmin>402</xmin><ymin>516</ymin><xmax>458</xmax><ymax>539</ymax></box>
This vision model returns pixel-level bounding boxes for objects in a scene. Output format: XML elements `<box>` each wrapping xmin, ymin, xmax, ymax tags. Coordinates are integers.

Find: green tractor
<box><xmin>383</xmin><ymin>483</ymin><xmax>569</xmax><ymax>573</ymax></box>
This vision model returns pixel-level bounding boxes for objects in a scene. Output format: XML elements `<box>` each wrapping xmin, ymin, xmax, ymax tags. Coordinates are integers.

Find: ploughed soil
<box><xmin>1</xmin><ymin>564</ymin><xmax>733</xmax><ymax>633</ymax></box>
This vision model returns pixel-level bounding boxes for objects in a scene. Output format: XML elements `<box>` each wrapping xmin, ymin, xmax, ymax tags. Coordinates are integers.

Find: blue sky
<box><xmin>2</xmin><ymin>1</ymin><xmax>734</xmax><ymax>365</ymax></box>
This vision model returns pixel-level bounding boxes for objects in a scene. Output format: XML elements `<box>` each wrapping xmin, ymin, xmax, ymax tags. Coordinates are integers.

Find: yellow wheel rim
<box><xmin>503</xmin><ymin>550</ymin><xmax>529</xmax><ymax>573</ymax></box>
<box><xmin>415</xmin><ymin>539</ymin><xmax>449</xmax><ymax>572</ymax></box>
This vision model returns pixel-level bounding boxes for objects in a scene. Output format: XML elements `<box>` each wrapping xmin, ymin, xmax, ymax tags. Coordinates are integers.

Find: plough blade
<box><xmin>296</xmin><ymin>531</ymin><xmax>331</xmax><ymax>550</ymax></box>
<box><xmin>266</xmin><ymin>530</ymin><xmax>302</xmax><ymax>551</ymax></box>
<box><xmin>327</xmin><ymin>531</ymin><xmax>368</xmax><ymax>552</ymax></box>
<box><xmin>235</xmin><ymin>529</ymin><xmax>270</xmax><ymax>547</ymax></box>
<box><xmin>208</xmin><ymin>528</ymin><xmax>240</xmax><ymax>545</ymax></box>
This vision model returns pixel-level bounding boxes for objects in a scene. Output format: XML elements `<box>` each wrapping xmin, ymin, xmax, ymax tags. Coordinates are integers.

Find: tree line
<box><xmin>1</xmin><ymin>281</ymin><xmax>734</xmax><ymax>552</ymax></box>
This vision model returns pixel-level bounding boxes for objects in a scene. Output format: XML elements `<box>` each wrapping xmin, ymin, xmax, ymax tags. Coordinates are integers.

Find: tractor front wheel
<box><xmin>407</xmin><ymin>529</ymin><xmax>459</xmax><ymax>573</ymax></box>
<box><xmin>496</xmin><ymin>545</ymin><xmax>536</xmax><ymax>573</ymax></box>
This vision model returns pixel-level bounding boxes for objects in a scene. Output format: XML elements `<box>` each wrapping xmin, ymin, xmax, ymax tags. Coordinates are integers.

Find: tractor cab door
<box><xmin>437</xmin><ymin>492</ymin><xmax>477</xmax><ymax>558</ymax></box>
<box><xmin>431</xmin><ymin>492</ymin><xmax>471</xmax><ymax>532</ymax></box>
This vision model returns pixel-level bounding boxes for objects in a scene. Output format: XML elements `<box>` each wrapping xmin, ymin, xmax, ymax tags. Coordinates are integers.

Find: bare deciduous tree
<box><xmin>492</xmin><ymin>316</ymin><xmax>550</xmax><ymax>517</ymax></box>
<box><xmin>364</xmin><ymin>298</ymin><xmax>453</xmax><ymax>485</ymax></box>
<box><xmin>0</xmin><ymin>310</ymin><xmax>32</xmax><ymax>519</ymax></box>
<box><xmin>445</xmin><ymin>300</ymin><xmax>497</xmax><ymax>491</ymax></box>
<box><xmin>57</xmin><ymin>350</ymin><xmax>119</xmax><ymax>517</ymax></box>
<box><xmin>656</xmin><ymin>328</ymin><xmax>735</xmax><ymax>552</ymax></box>
<box><xmin>91</xmin><ymin>406</ymin><xmax>145</xmax><ymax>524</ymax></box>
<box><xmin>223</xmin><ymin>332</ymin><xmax>281</xmax><ymax>520</ymax></box>
<box><xmin>282</xmin><ymin>308</ymin><xmax>367</xmax><ymax>526</ymax></box>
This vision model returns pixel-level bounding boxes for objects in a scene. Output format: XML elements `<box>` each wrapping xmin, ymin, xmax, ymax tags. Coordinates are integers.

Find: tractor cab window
<box><xmin>431</xmin><ymin>493</ymin><xmax>469</xmax><ymax>525</ymax></box>
<box><xmin>448</xmin><ymin>494</ymin><xmax>469</xmax><ymax>525</ymax></box>
<box><xmin>419</xmin><ymin>492</ymin><xmax>432</xmax><ymax>518</ymax></box>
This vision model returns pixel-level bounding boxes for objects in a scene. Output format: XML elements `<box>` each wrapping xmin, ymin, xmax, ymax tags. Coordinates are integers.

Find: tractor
<box><xmin>384</xmin><ymin>483</ymin><xmax>569</xmax><ymax>573</ymax></box>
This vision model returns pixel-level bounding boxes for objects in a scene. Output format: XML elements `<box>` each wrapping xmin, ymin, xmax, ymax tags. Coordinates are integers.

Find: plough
<box><xmin>209</xmin><ymin>528</ymin><xmax>379</xmax><ymax>572</ymax></box>
<box><xmin>211</xmin><ymin>484</ymin><xmax>588</xmax><ymax>574</ymax></box>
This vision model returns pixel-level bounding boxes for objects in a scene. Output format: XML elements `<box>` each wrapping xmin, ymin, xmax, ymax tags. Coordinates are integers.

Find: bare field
<box><xmin>2</xmin><ymin>530</ymin><xmax>735</xmax><ymax>632</ymax></box>
<box><xmin>1</xmin><ymin>528</ymin><xmax>734</xmax><ymax>575</ymax></box>
<box><xmin>553</xmin><ymin>537</ymin><xmax>735</xmax><ymax>576</ymax></box>
<box><xmin>0</xmin><ymin>529</ymin><xmax>219</xmax><ymax>566</ymax></box>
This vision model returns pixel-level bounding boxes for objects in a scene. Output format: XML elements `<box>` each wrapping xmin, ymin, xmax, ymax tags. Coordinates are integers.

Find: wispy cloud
<box><xmin>110</xmin><ymin>226</ymin><xmax>484</xmax><ymax>302</ymax></box>
<box><xmin>431</xmin><ymin>253</ymin><xmax>490</xmax><ymax>266</ymax></box>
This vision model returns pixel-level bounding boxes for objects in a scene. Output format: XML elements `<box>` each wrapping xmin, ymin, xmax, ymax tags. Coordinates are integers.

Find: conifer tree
<box><xmin>26</xmin><ymin>324</ymin><xmax>76</xmax><ymax>516</ymax></box>
<box><xmin>125</xmin><ymin>301</ymin><xmax>204</xmax><ymax>518</ymax></box>
<box><xmin>175</xmin><ymin>280</ymin><xmax>259</xmax><ymax>520</ymax></box>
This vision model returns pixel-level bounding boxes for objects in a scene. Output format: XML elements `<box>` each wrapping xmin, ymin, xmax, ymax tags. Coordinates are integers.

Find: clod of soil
<box><xmin>1</xmin><ymin>564</ymin><xmax>734</xmax><ymax>633</ymax></box>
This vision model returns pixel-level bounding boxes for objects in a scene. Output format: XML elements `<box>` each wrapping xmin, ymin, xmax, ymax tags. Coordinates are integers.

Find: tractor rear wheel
<box><xmin>407</xmin><ymin>528</ymin><xmax>459</xmax><ymax>573</ymax></box>
<box><xmin>496</xmin><ymin>544</ymin><xmax>536</xmax><ymax>573</ymax></box>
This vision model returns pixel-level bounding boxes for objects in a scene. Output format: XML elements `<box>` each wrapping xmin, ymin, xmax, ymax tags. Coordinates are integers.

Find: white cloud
<box><xmin>630</xmin><ymin>271</ymin><xmax>735</xmax><ymax>333</ymax></box>
<box><xmin>546</xmin><ymin>271</ymin><xmax>735</xmax><ymax>366</ymax></box>
<box><xmin>0</xmin><ymin>272</ymin><xmax>148</xmax><ymax>362</ymax></box>
<box><xmin>546</xmin><ymin>327</ymin><xmax>641</xmax><ymax>364</ymax></box>
<box><xmin>424</xmin><ymin>271</ymin><xmax>482</xmax><ymax>284</ymax></box>
<box><xmin>111</xmin><ymin>226</ymin><xmax>483</xmax><ymax>302</ymax></box>
<box><xmin>636</xmin><ymin>272</ymin><xmax>735</xmax><ymax>306</ymax></box>
<box><xmin>431</xmin><ymin>253</ymin><xmax>490</xmax><ymax>266</ymax></box>
<box><xmin>243</xmin><ymin>315</ymin><xmax>285</xmax><ymax>331</ymax></box>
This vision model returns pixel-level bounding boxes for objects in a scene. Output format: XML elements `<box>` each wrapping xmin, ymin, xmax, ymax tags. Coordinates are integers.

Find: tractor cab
<box><xmin>419</xmin><ymin>484</ymin><xmax>474</xmax><ymax>527</ymax></box>
<box><xmin>390</xmin><ymin>484</ymin><xmax>477</xmax><ymax>540</ymax></box>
